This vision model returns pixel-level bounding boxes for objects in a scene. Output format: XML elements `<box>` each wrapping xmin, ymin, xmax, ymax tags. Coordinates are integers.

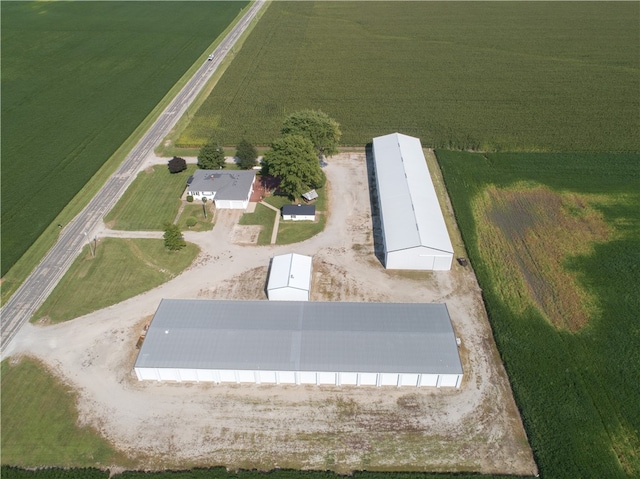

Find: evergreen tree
<box><xmin>163</xmin><ymin>222</ymin><xmax>186</xmax><ymax>251</ymax></box>
<box><xmin>235</xmin><ymin>139</ymin><xmax>258</xmax><ymax>169</ymax></box>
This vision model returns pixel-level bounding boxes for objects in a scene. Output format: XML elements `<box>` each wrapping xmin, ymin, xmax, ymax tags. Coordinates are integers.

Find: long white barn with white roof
<box><xmin>372</xmin><ymin>133</ymin><xmax>454</xmax><ymax>270</ymax></box>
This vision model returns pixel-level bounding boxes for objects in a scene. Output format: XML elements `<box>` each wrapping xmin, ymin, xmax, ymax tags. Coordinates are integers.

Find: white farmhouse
<box><xmin>186</xmin><ymin>169</ymin><xmax>256</xmax><ymax>210</ymax></box>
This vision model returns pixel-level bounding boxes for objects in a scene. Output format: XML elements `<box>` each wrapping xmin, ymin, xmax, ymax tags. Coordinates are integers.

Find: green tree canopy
<box><xmin>163</xmin><ymin>222</ymin><xmax>186</xmax><ymax>251</ymax></box>
<box><xmin>281</xmin><ymin>109</ymin><xmax>341</xmax><ymax>158</ymax></box>
<box><xmin>235</xmin><ymin>139</ymin><xmax>258</xmax><ymax>169</ymax></box>
<box><xmin>262</xmin><ymin>134</ymin><xmax>326</xmax><ymax>200</ymax></box>
<box><xmin>197</xmin><ymin>140</ymin><xmax>225</xmax><ymax>169</ymax></box>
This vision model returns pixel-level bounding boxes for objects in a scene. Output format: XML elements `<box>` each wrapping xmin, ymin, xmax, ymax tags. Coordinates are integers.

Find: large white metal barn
<box><xmin>267</xmin><ymin>253</ymin><xmax>312</xmax><ymax>301</ymax></box>
<box><xmin>134</xmin><ymin>299</ymin><xmax>463</xmax><ymax>388</ymax></box>
<box><xmin>372</xmin><ymin>133</ymin><xmax>454</xmax><ymax>270</ymax></box>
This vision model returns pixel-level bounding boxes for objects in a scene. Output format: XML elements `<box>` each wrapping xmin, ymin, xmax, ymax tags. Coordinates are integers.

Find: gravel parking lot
<box><xmin>6</xmin><ymin>152</ymin><xmax>537</xmax><ymax>475</ymax></box>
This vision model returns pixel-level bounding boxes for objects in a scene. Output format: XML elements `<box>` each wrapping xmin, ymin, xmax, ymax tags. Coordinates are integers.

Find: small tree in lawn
<box><xmin>235</xmin><ymin>139</ymin><xmax>258</xmax><ymax>169</ymax></box>
<box><xmin>167</xmin><ymin>156</ymin><xmax>187</xmax><ymax>173</ymax></box>
<box><xmin>163</xmin><ymin>222</ymin><xmax>186</xmax><ymax>251</ymax></box>
<box><xmin>197</xmin><ymin>140</ymin><xmax>225</xmax><ymax>170</ymax></box>
<box><xmin>261</xmin><ymin>134</ymin><xmax>326</xmax><ymax>200</ymax></box>
<box><xmin>281</xmin><ymin>109</ymin><xmax>341</xmax><ymax>159</ymax></box>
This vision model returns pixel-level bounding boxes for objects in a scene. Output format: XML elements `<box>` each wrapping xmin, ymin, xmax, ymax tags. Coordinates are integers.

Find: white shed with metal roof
<box><xmin>134</xmin><ymin>299</ymin><xmax>463</xmax><ymax>388</ymax></box>
<box><xmin>372</xmin><ymin>133</ymin><xmax>454</xmax><ymax>270</ymax></box>
<box><xmin>267</xmin><ymin>253</ymin><xmax>312</xmax><ymax>301</ymax></box>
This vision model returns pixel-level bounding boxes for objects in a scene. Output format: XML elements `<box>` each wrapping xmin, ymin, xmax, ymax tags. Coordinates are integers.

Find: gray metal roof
<box><xmin>372</xmin><ymin>133</ymin><xmax>454</xmax><ymax>254</ymax></box>
<box><xmin>135</xmin><ymin>299</ymin><xmax>463</xmax><ymax>374</ymax></box>
<box><xmin>187</xmin><ymin>169</ymin><xmax>256</xmax><ymax>201</ymax></box>
<box><xmin>282</xmin><ymin>204</ymin><xmax>315</xmax><ymax>216</ymax></box>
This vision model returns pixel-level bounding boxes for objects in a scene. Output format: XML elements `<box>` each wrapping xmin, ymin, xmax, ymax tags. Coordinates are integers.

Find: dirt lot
<box><xmin>5</xmin><ymin>152</ymin><xmax>537</xmax><ymax>475</ymax></box>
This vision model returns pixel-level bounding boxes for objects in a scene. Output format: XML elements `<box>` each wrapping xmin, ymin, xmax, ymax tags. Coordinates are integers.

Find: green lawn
<box><xmin>238</xmin><ymin>203</ymin><xmax>275</xmax><ymax>245</ymax></box>
<box><xmin>105</xmin><ymin>165</ymin><xmax>195</xmax><ymax>231</ymax></box>
<box><xmin>177</xmin><ymin>203</ymin><xmax>215</xmax><ymax>232</ymax></box>
<box><xmin>1</xmin><ymin>357</ymin><xmax>132</xmax><ymax>468</ymax></box>
<box><xmin>179</xmin><ymin>2</ymin><xmax>639</xmax><ymax>153</ymax></box>
<box><xmin>33</xmin><ymin>238</ymin><xmax>199</xmax><ymax>323</ymax></box>
<box><xmin>1</xmin><ymin>1</ymin><xmax>248</xmax><ymax>276</ymax></box>
<box><xmin>437</xmin><ymin>151</ymin><xmax>640</xmax><ymax>478</ymax></box>
<box><xmin>277</xmin><ymin>214</ymin><xmax>326</xmax><ymax>245</ymax></box>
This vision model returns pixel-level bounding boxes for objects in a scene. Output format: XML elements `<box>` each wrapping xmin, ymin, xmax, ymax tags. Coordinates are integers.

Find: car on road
<box><xmin>207</xmin><ymin>54</ymin><xmax>214</xmax><ymax>61</ymax></box>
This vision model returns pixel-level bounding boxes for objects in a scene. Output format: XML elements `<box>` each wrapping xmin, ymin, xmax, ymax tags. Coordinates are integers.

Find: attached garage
<box><xmin>372</xmin><ymin>133</ymin><xmax>454</xmax><ymax>270</ymax></box>
<box><xmin>267</xmin><ymin>253</ymin><xmax>312</xmax><ymax>301</ymax></box>
<box><xmin>134</xmin><ymin>299</ymin><xmax>463</xmax><ymax>388</ymax></box>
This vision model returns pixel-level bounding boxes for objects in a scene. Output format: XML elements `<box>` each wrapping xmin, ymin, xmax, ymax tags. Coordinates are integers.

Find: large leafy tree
<box><xmin>197</xmin><ymin>140</ymin><xmax>225</xmax><ymax>169</ymax></box>
<box><xmin>262</xmin><ymin>134</ymin><xmax>325</xmax><ymax>200</ymax></box>
<box><xmin>281</xmin><ymin>109</ymin><xmax>341</xmax><ymax>158</ymax></box>
<box><xmin>163</xmin><ymin>222</ymin><xmax>186</xmax><ymax>251</ymax></box>
<box><xmin>235</xmin><ymin>139</ymin><xmax>258</xmax><ymax>169</ymax></box>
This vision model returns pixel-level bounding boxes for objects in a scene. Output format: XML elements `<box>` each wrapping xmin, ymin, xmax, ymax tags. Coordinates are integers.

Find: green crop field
<box><xmin>0</xmin><ymin>1</ymin><xmax>248</xmax><ymax>276</ymax></box>
<box><xmin>179</xmin><ymin>1</ymin><xmax>639</xmax><ymax>153</ymax></box>
<box><xmin>437</xmin><ymin>151</ymin><xmax>640</xmax><ymax>478</ymax></box>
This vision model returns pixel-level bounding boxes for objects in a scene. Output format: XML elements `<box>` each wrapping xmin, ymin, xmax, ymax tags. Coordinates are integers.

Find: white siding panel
<box><xmin>158</xmin><ymin>369</ymin><xmax>179</xmax><ymax>381</ymax></box>
<box><xmin>259</xmin><ymin>371</ymin><xmax>277</xmax><ymax>383</ymax></box>
<box><xmin>340</xmin><ymin>372</ymin><xmax>358</xmax><ymax>385</ymax></box>
<box><xmin>300</xmin><ymin>371</ymin><xmax>316</xmax><ymax>384</ymax></box>
<box><xmin>420</xmin><ymin>374</ymin><xmax>439</xmax><ymax>387</ymax></box>
<box><xmin>278</xmin><ymin>371</ymin><xmax>296</xmax><ymax>384</ymax></box>
<box><xmin>433</xmin><ymin>255</ymin><xmax>453</xmax><ymax>271</ymax></box>
<box><xmin>318</xmin><ymin>372</ymin><xmax>336</xmax><ymax>385</ymax></box>
<box><xmin>178</xmin><ymin>369</ymin><xmax>199</xmax><ymax>382</ymax></box>
<box><xmin>359</xmin><ymin>373</ymin><xmax>378</xmax><ymax>386</ymax></box>
<box><xmin>219</xmin><ymin>370</ymin><xmax>236</xmax><ymax>382</ymax></box>
<box><xmin>268</xmin><ymin>287</ymin><xmax>309</xmax><ymax>302</ymax></box>
<box><xmin>400</xmin><ymin>373</ymin><xmax>419</xmax><ymax>387</ymax></box>
<box><xmin>135</xmin><ymin>368</ymin><xmax>157</xmax><ymax>381</ymax></box>
<box><xmin>198</xmin><ymin>369</ymin><xmax>217</xmax><ymax>382</ymax></box>
<box><xmin>237</xmin><ymin>370</ymin><xmax>254</xmax><ymax>383</ymax></box>
<box><xmin>438</xmin><ymin>374</ymin><xmax>461</xmax><ymax>388</ymax></box>
<box><xmin>380</xmin><ymin>373</ymin><xmax>399</xmax><ymax>386</ymax></box>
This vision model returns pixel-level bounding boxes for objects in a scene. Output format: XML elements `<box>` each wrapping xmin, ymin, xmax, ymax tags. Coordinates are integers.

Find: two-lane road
<box><xmin>1</xmin><ymin>0</ymin><xmax>266</xmax><ymax>353</ymax></box>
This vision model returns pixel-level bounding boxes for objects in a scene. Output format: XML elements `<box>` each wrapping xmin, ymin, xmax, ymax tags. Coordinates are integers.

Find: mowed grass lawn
<box><xmin>179</xmin><ymin>2</ymin><xmax>639</xmax><ymax>153</ymax></box>
<box><xmin>437</xmin><ymin>151</ymin><xmax>640</xmax><ymax>478</ymax></box>
<box><xmin>33</xmin><ymin>238</ymin><xmax>199</xmax><ymax>324</ymax></box>
<box><xmin>105</xmin><ymin>165</ymin><xmax>195</xmax><ymax>230</ymax></box>
<box><xmin>1</xmin><ymin>357</ymin><xmax>132</xmax><ymax>468</ymax></box>
<box><xmin>0</xmin><ymin>1</ymin><xmax>247</xmax><ymax>275</ymax></box>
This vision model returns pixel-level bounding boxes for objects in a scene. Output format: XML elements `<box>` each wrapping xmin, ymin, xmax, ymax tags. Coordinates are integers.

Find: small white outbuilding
<box><xmin>267</xmin><ymin>253</ymin><xmax>312</xmax><ymax>301</ymax></box>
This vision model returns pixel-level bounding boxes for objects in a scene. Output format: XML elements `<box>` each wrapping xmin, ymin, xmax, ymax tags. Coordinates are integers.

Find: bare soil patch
<box><xmin>231</xmin><ymin>224</ymin><xmax>262</xmax><ymax>244</ymax></box>
<box><xmin>475</xmin><ymin>184</ymin><xmax>610</xmax><ymax>331</ymax></box>
<box><xmin>5</xmin><ymin>152</ymin><xmax>537</xmax><ymax>476</ymax></box>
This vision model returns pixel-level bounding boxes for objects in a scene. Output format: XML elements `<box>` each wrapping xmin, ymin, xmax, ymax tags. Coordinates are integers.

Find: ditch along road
<box><xmin>0</xmin><ymin>0</ymin><xmax>267</xmax><ymax>353</ymax></box>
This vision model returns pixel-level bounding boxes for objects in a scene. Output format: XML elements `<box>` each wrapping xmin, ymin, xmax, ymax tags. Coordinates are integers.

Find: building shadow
<box><xmin>365</xmin><ymin>142</ymin><xmax>386</xmax><ymax>268</ymax></box>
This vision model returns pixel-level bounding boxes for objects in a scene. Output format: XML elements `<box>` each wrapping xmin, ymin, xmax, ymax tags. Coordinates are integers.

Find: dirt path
<box><xmin>5</xmin><ymin>153</ymin><xmax>537</xmax><ymax>475</ymax></box>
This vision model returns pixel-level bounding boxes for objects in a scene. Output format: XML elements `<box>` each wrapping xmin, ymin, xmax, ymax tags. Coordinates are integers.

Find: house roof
<box><xmin>267</xmin><ymin>253</ymin><xmax>312</xmax><ymax>292</ymax></box>
<box><xmin>372</xmin><ymin>133</ymin><xmax>454</xmax><ymax>254</ymax></box>
<box><xmin>134</xmin><ymin>299</ymin><xmax>463</xmax><ymax>375</ymax></box>
<box><xmin>187</xmin><ymin>169</ymin><xmax>256</xmax><ymax>201</ymax></box>
<box><xmin>282</xmin><ymin>204</ymin><xmax>316</xmax><ymax>216</ymax></box>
